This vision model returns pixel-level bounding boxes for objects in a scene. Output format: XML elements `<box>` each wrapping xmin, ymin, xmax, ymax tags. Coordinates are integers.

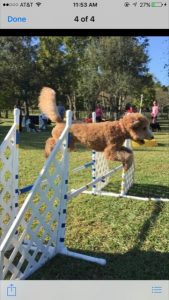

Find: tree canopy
<box><xmin>0</xmin><ymin>36</ymin><xmax>168</xmax><ymax>115</ymax></box>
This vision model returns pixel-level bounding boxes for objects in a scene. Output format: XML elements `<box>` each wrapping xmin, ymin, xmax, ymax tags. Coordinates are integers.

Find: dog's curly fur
<box><xmin>39</xmin><ymin>87</ymin><xmax>153</xmax><ymax>170</ymax></box>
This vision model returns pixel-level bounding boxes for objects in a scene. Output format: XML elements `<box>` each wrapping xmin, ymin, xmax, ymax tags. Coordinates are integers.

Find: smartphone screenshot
<box><xmin>0</xmin><ymin>1</ymin><xmax>169</xmax><ymax>299</ymax></box>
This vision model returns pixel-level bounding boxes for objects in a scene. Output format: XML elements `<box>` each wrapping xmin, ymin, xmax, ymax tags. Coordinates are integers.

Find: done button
<box><xmin>8</xmin><ymin>16</ymin><xmax>27</xmax><ymax>23</ymax></box>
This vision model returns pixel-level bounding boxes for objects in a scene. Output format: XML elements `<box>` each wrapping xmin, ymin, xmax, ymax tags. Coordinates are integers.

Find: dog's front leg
<box><xmin>104</xmin><ymin>145</ymin><xmax>133</xmax><ymax>171</ymax></box>
<box><xmin>45</xmin><ymin>137</ymin><xmax>56</xmax><ymax>158</ymax></box>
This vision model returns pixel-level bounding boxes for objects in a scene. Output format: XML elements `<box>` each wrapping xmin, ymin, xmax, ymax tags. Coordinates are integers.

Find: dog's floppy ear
<box><xmin>131</xmin><ymin>120</ymin><xmax>141</xmax><ymax>129</ymax></box>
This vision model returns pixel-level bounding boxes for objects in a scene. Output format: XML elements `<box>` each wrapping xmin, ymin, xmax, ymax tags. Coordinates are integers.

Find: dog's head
<box><xmin>122</xmin><ymin>113</ymin><xmax>154</xmax><ymax>144</ymax></box>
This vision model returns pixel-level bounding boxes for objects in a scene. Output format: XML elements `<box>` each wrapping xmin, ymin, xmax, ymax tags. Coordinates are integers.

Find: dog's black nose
<box><xmin>151</xmin><ymin>136</ymin><xmax>154</xmax><ymax>140</ymax></box>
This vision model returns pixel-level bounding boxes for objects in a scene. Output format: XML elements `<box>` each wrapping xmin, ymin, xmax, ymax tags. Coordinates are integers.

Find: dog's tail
<box><xmin>38</xmin><ymin>87</ymin><xmax>62</xmax><ymax>123</ymax></box>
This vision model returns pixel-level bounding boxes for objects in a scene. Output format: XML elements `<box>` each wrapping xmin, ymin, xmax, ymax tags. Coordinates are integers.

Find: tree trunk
<box><xmin>66</xmin><ymin>95</ymin><xmax>73</xmax><ymax>111</ymax></box>
<box><xmin>5</xmin><ymin>110</ymin><xmax>8</xmax><ymax>118</ymax></box>
<box><xmin>118</xmin><ymin>95</ymin><xmax>122</xmax><ymax>112</ymax></box>
<box><xmin>72</xmin><ymin>92</ymin><xmax>77</xmax><ymax>121</ymax></box>
<box><xmin>24</xmin><ymin>100</ymin><xmax>29</xmax><ymax>116</ymax></box>
<box><xmin>66</xmin><ymin>94</ymin><xmax>77</xmax><ymax>120</ymax></box>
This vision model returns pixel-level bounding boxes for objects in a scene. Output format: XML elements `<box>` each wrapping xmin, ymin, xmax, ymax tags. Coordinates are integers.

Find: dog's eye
<box><xmin>143</xmin><ymin>127</ymin><xmax>146</xmax><ymax>130</ymax></box>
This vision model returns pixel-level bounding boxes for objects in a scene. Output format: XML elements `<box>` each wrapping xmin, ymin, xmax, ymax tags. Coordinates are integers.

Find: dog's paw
<box><xmin>123</xmin><ymin>153</ymin><xmax>134</xmax><ymax>171</ymax></box>
<box><xmin>135</xmin><ymin>139</ymin><xmax>145</xmax><ymax>145</ymax></box>
<box><xmin>45</xmin><ymin>137</ymin><xmax>56</xmax><ymax>158</ymax></box>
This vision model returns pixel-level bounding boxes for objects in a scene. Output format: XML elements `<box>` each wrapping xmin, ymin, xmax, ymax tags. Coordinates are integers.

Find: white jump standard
<box><xmin>0</xmin><ymin>108</ymin><xmax>20</xmax><ymax>245</ymax></box>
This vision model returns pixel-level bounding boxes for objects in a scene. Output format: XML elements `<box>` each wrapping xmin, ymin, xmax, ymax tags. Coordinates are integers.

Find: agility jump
<box><xmin>0</xmin><ymin>109</ymin><xmax>168</xmax><ymax>280</ymax></box>
<box><xmin>0</xmin><ymin>109</ymin><xmax>20</xmax><ymax>245</ymax></box>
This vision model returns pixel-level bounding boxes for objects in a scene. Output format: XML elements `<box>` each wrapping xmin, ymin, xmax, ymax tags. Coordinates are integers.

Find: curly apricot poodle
<box><xmin>39</xmin><ymin>87</ymin><xmax>154</xmax><ymax>170</ymax></box>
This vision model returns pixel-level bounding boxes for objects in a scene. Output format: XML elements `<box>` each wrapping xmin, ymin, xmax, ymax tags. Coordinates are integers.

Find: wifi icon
<box><xmin>36</xmin><ymin>2</ymin><xmax>42</xmax><ymax>7</ymax></box>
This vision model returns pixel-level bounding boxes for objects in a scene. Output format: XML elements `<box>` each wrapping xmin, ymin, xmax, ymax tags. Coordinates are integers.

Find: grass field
<box><xmin>0</xmin><ymin>117</ymin><xmax>169</xmax><ymax>279</ymax></box>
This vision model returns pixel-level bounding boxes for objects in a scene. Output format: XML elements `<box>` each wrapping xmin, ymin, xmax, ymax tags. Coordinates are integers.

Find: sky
<box><xmin>147</xmin><ymin>36</ymin><xmax>169</xmax><ymax>86</ymax></box>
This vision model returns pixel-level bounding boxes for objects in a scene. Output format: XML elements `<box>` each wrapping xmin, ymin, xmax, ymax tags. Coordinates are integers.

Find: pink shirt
<box><xmin>152</xmin><ymin>105</ymin><xmax>159</xmax><ymax>117</ymax></box>
<box><xmin>95</xmin><ymin>107</ymin><xmax>102</xmax><ymax>117</ymax></box>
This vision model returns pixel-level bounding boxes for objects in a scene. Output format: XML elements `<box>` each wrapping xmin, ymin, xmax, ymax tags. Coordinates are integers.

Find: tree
<box><xmin>155</xmin><ymin>84</ymin><xmax>169</xmax><ymax>110</ymax></box>
<box><xmin>0</xmin><ymin>36</ymin><xmax>158</xmax><ymax>117</ymax></box>
<box><xmin>37</xmin><ymin>36</ymin><xmax>91</xmax><ymax>118</ymax></box>
<box><xmin>76</xmin><ymin>36</ymin><xmax>153</xmax><ymax>113</ymax></box>
<box><xmin>164</xmin><ymin>37</ymin><xmax>169</xmax><ymax>78</ymax></box>
<box><xmin>0</xmin><ymin>37</ymin><xmax>37</xmax><ymax>115</ymax></box>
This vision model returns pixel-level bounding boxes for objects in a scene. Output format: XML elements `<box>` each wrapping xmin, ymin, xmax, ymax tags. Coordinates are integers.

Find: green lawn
<box><xmin>0</xmin><ymin>118</ymin><xmax>169</xmax><ymax>279</ymax></box>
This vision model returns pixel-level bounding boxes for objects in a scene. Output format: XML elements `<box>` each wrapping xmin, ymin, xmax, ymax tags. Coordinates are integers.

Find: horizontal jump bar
<box><xmin>73</xmin><ymin>161</ymin><xmax>93</xmax><ymax>173</ymax></box>
<box><xmin>19</xmin><ymin>179</ymin><xmax>47</xmax><ymax>194</ymax></box>
<box><xmin>19</xmin><ymin>184</ymin><xmax>33</xmax><ymax>194</ymax></box>
<box><xmin>83</xmin><ymin>191</ymin><xmax>169</xmax><ymax>202</ymax></box>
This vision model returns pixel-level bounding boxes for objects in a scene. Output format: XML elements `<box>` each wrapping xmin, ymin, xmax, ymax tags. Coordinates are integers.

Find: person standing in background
<box><xmin>39</xmin><ymin>113</ymin><xmax>48</xmax><ymax>130</ymax></box>
<box><xmin>57</xmin><ymin>102</ymin><xmax>65</xmax><ymax>121</ymax></box>
<box><xmin>151</xmin><ymin>101</ymin><xmax>159</xmax><ymax>124</ymax></box>
<box><xmin>95</xmin><ymin>104</ymin><xmax>103</xmax><ymax>122</ymax></box>
<box><xmin>125</xmin><ymin>103</ymin><xmax>133</xmax><ymax>114</ymax></box>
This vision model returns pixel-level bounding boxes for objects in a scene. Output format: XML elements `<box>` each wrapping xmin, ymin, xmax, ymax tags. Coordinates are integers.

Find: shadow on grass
<box><xmin>104</xmin><ymin>183</ymin><xmax>169</xmax><ymax>199</ymax></box>
<box><xmin>29</xmin><ymin>248</ymin><xmax>169</xmax><ymax>280</ymax></box>
<box><xmin>133</xmin><ymin>202</ymin><xmax>164</xmax><ymax>250</ymax></box>
<box><xmin>128</xmin><ymin>184</ymin><xmax>169</xmax><ymax>199</ymax></box>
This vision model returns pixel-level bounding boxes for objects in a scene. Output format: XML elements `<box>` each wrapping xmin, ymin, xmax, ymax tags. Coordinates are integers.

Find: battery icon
<box><xmin>151</xmin><ymin>2</ymin><xmax>163</xmax><ymax>6</ymax></box>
